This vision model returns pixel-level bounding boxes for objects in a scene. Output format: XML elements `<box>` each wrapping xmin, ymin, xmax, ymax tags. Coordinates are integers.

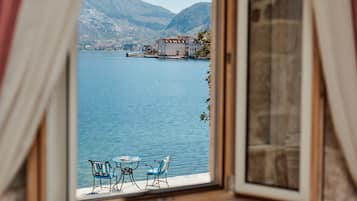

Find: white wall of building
<box><xmin>156</xmin><ymin>37</ymin><xmax>202</xmax><ymax>57</ymax></box>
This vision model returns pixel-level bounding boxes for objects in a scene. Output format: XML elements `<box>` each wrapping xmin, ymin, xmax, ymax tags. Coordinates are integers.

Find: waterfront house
<box><xmin>157</xmin><ymin>37</ymin><xmax>187</xmax><ymax>57</ymax></box>
<box><xmin>156</xmin><ymin>36</ymin><xmax>202</xmax><ymax>58</ymax></box>
<box><xmin>186</xmin><ymin>37</ymin><xmax>202</xmax><ymax>58</ymax></box>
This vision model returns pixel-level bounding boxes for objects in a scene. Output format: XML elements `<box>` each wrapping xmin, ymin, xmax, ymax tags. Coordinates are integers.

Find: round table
<box><xmin>112</xmin><ymin>156</ymin><xmax>142</xmax><ymax>191</ymax></box>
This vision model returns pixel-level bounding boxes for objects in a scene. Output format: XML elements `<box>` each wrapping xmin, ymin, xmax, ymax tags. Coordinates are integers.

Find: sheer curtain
<box><xmin>0</xmin><ymin>0</ymin><xmax>81</xmax><ymax>198</ymax></box>
<box><xmin>313</xmin><ymin>0</ymin><xmax>357</xmax><ymax>186</ymax></box>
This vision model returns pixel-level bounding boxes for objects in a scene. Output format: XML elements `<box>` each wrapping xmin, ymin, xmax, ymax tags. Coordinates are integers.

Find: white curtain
<box><xmin>313</xmin><ymin>0</ymin><xmax>357</xmax><ymax>186</ymax></box>
<box><xmin>0</xmin><ymin>0</ymin><xmax>81</xmax><ymax>199</ymax></box>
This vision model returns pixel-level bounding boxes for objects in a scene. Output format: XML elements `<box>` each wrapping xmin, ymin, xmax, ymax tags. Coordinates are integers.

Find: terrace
<box><xmin>77</xmin><ymin>173</ymin><xmax>211</xmax><ymax>200</ymax></box>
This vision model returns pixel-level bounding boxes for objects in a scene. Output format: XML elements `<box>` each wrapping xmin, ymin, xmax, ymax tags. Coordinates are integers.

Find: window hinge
<box><xmin>226</xmin><ymin>52</ymin><xmax>232</xmax><ymax>65</ymax></box>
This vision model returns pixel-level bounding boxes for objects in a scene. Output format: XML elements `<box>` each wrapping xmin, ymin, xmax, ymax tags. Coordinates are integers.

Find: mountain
<box><xmin>78</xmin><ymin>0</ymin><xmax>211</xmax><ymax>49</ymax></box>
<box><xmin>165</xmin><ymin>3</ymin><xmax>211</xmax><ymax>35</ymax></box>
<box><xmin>79</xmin><ymin>0</ymin><xmax>174</xmax><ymax>47</ymax></box>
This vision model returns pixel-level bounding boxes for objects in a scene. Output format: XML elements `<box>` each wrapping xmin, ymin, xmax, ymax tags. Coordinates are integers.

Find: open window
<box><xmin>76</xmin><ymin>0</ymin><xmax>218</xmax><ymax>200</ymax></box>
<box><xmin>44</xmin><ymin>1</ymin><xmax>229</xmax><ymax>201</ymax></box>
<box><xmin>235</xmin><ymin>0</ymin><xmax>313</xmax><ymax>200</ymax></box>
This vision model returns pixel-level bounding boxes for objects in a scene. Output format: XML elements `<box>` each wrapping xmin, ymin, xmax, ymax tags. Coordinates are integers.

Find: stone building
<box><xmin>157</xmin><ymin>37</ymin><xmax>187</xmax><ymax>57</ymax></box>
<box><xmin>156</xmin><ymin>36</ymin><xmax>202</xmax><ymax>57</ymax></box>
<box><xmin>186</xmin><ymin>37</ymin><xmax>201</xmax><ymax>58</ymax></box>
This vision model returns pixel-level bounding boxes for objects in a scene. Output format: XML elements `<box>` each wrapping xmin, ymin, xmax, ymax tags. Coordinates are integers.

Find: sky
<box><xmin>142</xmin><ymin>0</ymin><xmax>211</xmax><ymax>14</ymax></box>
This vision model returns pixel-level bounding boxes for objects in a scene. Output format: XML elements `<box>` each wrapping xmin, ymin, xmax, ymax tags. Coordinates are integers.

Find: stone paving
<box><xmin>77</xmin><ymin>173</ymin><xmax>211</xmax><ymax>200</ymax></box>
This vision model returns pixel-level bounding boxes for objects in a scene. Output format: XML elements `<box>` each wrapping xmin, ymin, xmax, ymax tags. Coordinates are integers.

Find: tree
<box><xmin>198</xmin><ymin>30</ymin><xmax>211</xmax><ymax>123</ymax></box>
<box><xmin>196</xmin><ymin>30</ymin><xmax>211</xmax><ymax>58</ymax></box>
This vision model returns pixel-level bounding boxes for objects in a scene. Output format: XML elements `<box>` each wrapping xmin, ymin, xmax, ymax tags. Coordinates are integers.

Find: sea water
<box><xmin>77</xmin><ymin>51</ymin><xmax>210</xmax><ymax>188</ymax></box>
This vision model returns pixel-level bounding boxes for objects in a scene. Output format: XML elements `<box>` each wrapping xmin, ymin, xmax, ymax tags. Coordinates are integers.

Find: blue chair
<box><xmin>145</xmin><ymin>156</ymin><xmax>171</xmax><ymax>189</ymax></box>
<box><xmin>88</xmin><ymin>160</ymin><xmax>117</xmax><ymax>192</ymax></box>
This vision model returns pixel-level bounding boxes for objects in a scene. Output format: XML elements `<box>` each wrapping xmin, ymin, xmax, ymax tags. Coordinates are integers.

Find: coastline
<box><xmin>126</xmin><ymin>52</ymin><xmax>210</xmax><ymax>60</ymax></box>
<box><xmin>77</xmin><ymin>50</ymin><xmax>210</xmax><ymax>60</ymax></box>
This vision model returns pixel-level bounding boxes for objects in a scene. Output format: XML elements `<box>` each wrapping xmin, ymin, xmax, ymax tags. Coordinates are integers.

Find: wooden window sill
<box><xmin>119</xmin><ymin>190</ymin><xmax>269</xmax><ymax>201</ymax></box>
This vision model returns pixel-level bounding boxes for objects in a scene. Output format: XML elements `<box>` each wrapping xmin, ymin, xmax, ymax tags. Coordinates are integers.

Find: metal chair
<box><xmin>145</xmin><ymin>156</ymin><xmax>171</xmax><ymax>189</ymax></box>
<box><xmin>88</xmin><ymin>160</ymin><xmax>117</xmax><ymax>192</ymax></box>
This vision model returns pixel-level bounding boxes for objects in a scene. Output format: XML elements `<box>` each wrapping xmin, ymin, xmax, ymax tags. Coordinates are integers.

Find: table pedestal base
<box><xmin>113</xmin><ymin>167</ymin><xmax>141</xmax><ymax>191</ymax></box>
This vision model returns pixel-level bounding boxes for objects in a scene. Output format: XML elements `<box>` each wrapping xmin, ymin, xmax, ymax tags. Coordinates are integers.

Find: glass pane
<box><xmin>246</xmin><ymin>0</ymin><xmax>303</xmax><ymax>190</ymax></box>
<box><xmin>76</xmin><ymin>0</ymin><xmax>213</xmax><ymax>199</ymax></box>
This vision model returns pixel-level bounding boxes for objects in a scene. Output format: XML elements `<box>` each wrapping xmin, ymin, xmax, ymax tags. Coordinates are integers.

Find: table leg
<box><xmin>129</xmin><ymin>173</ymin><xmax>141</xmax><ymax>190</ymax></box>
<box><xmin>119</xmin><ymin>174</ymin><xmax>125</xmax><ymax>191</ymax></box>
<box><xmin>113</xmin><ymin>173</ymin><xmax>123</xmax><ymax>191</ymax></box>
<box><xmin>114</xmin><ymin>167</ymin><xmax>142</xmax><ymax>192</ymax></box>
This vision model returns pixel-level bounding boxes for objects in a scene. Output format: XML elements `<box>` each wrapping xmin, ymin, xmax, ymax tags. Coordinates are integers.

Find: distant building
<box><xmin>157</xmin><ymin>37</ymin><xmax>186</xmax><ymax>57</ymax></box>
<box><xmin>155</xmin><ymin>36</ymin><xmax>202</xmax><ymax>57</ymax></box>
<box><xmin>123</xmin><ymin>43</ymin><xmax>138</xmax><ymax>51</ymax></box>
<box><xmin>186</xmin><ymin>37</ymin><xmax>201</xmax><ymax>58</ymax></box>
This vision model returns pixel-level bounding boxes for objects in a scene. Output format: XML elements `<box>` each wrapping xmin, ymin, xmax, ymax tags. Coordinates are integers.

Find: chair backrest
<box><xmin>158</xmin><ymin>156</ymin><xmax>171</xmax><ymax>173</ymax></box>
<box><xmin>88</xmin><ymin>160</ymin><xmax>111</xmax><ymax>177</ymax></box>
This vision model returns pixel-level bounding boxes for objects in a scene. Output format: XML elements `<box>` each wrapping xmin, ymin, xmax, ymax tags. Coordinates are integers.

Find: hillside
<box><xmin>78</xmin><ymin>0</ymin><xmax>212</xmax><ymax>50</ymax></box>
<box><xmin>165</xmin><ymin>2</ymin><xmax>211</xmax><ymax>34</ymax></box>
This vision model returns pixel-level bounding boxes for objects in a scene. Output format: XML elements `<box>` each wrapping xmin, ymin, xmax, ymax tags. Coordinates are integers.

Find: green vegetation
<box><xmin>196</xmin><ymin>30</ymin><xmax>210</xmax><ymax>58</ymax></box>
<box><xmin>200</xmin><ymin>69</ymin><xmax>211</xmax><ymax>122</ymax></box>
<box><xmin>199</xmin><ymin>30</ymin><xmax>211</xmax><ymax>122</ymax></box>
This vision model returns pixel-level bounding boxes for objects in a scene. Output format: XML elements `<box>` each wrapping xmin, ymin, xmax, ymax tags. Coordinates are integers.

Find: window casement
<box><xmin>234</xmin><ymin>0</ymin><xmax>323</xmax><ymax>201</ymax></box>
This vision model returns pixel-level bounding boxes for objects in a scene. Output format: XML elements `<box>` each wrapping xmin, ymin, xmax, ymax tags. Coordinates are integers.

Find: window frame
<box><xmin>26</xmin><ymin>0</ymin><xmax>326</xmax><ymax>200</ymax></box>
<box><xmin>234</xmin><ymin>0</ymin><xmax>314</xmax><ymax>200</ymax></box>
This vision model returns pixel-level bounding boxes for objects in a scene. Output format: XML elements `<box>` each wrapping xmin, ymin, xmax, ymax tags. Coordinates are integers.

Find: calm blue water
<box><xmin>77</xmin><ymin>51</ymin><xmax>210</xmax><ymax>188</ymax></box>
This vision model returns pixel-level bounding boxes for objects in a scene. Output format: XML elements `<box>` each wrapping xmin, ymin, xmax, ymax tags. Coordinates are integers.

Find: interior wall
<box><xmin>323</xmin><ymin>105</ymin><xmax>357</xmax><ymax>201</ymax></box>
